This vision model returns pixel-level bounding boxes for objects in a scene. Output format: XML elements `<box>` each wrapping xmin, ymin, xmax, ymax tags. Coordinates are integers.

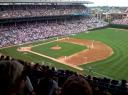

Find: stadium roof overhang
<box><xmin>0</xmin><ymin>0</ymin><xmax>93</xmax><ymax>5</ymax></box>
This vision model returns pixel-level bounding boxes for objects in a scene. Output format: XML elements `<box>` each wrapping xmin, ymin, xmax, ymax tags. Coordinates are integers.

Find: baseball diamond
<box><xmin>16</xmin><ymin>37</ymin><xmax>113</xmax><ymax>70</ymax></box>
<box><xmin>1</xmin><ymin>1</ymin><xmax>128</xmax><ymax>95</ymax></box>
<box><xmin>1</xmin><ymin>28</ymin><xmax>128</xmax><ymax>80</ymax></box>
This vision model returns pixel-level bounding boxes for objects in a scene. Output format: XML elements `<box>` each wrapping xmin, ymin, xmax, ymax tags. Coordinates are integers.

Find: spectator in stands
<box><xmin>60</xmin><ymin>75</ymin><xmax>92</xmax><ymax>95</ymax></box>
<box><xmin>36</xmin><ymin>70</ymin><xmax>58</xmax><ymax>95</ymax></box>
<box><xmin>0</xmin><ymin>60</ymin><xmax>24</xmax><ymax>95</ymax></box>
<box><xmin>0</xmin><ymin>55</ymin><xmax>5</xmax><ymax>60</ymax></box>
<box><xmin>0</xmin><ymin>60</ymin><xmax>35</xmax><ymax>95</ymax></box>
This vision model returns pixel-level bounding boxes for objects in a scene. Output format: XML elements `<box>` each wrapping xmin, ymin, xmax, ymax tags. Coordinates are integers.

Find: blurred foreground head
<box><xmin>61</xmin><ymin>75</ymin><xmax>92</xmax><ymax>95</ymax></box>
<box><xmin>0</xmin><ymin>60</ymin><xmax>24</xmax><ymax>95</ymax></box>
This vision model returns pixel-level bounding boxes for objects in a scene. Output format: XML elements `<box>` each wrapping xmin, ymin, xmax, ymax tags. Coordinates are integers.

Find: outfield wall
<box><xmin>89</xmin><ymin>24</ymin><xmax>128</xmax><ymax>31</ymax></box>
<box><xmin>88</xmin><ymin>26</ymin><xmax>109</xmax><ymax>31</ymax></box>
<box><xmin>109</xmin><ymin>24</ymin><xmax>128</xmax><ymax>29</ymax></box>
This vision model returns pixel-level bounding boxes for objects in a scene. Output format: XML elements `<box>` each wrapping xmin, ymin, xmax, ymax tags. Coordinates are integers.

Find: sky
<box><xmin>88</xmin><ymin>0</ymin><xmax>128</xmax><ymax>7</ymax></box>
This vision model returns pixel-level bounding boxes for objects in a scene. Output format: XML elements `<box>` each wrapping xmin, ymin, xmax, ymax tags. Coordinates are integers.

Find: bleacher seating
<box><xmin>0</xmin><ymin>5</ymin><xmax>87</xmax><ymax>19</ymax></box>
<box><xmin>0</xmin><ymin>17</ymin><xmax>108</xmax><ymax>48</ymax></box>
<box><xmin>0</xmin><ymin>54</ymin><xmax>128</xmax><ymax>95</ymax></box>
<box><xmin>112</xmin><ymin>18</ymin><xmax>128</xmax><ymax>25</ymax></box>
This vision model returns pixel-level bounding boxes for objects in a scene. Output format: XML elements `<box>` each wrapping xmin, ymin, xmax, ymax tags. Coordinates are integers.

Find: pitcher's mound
<box><xmin>51</xmin><ymin>45</ymin><xmax>61</xmax><ymax>50</ymax></box>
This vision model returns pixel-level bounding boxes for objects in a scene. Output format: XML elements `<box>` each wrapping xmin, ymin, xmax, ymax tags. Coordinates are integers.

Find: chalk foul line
<box><xmin>27</xmin><ymin>50</ymin><xmax>83</xmax><ymax>71</ymax></box>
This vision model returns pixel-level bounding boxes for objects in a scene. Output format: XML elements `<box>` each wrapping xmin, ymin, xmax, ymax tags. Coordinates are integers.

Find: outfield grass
<box><xmin>1</xmin><ymin>28</ymin><xmax>128</xmax><ymax>80</ymax></box>
<box><xmin>72</xmin><ymin>28</ymin><xmax>128</xmax><ymax>80</ymax></box>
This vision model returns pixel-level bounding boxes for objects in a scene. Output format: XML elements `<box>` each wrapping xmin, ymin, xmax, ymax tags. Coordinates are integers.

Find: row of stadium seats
<box><xmin>0</xmin><ymin>5</ymin><xmax>87</xmax><ymax>19</ymax></box>
<box><xmin>0</xmin><ymin>17</ymin><xmax>108</xmax><ymax>47</ymax></box>
<box><xmin>0</xmin><ymin>54</ymin><xmax>128</xmax><ymax>95</ymax></box>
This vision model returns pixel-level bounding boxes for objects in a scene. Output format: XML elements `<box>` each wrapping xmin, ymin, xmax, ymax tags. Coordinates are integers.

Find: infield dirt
<box><xmin>58</xmin><ymin>38</ymin><xmax>113</xmax><ymax>65</ymax></box>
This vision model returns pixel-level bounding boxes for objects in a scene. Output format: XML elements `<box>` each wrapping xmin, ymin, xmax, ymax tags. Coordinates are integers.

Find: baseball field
<box><xmin>0</xmin><ymin>28</ymin><xmax>128</xmax><ymax>80</ymax></box>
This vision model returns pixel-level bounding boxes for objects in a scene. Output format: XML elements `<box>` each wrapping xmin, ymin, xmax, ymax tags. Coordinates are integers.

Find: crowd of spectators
<box><xmin>0</xmin><ymin>54</ymin><xmax>128</xmax><ymax>95</ymax></box>
<box><xmin>0</xmin><ymin>5</ymin><xmax>87</xmax><ymax>19</ymax></box>
<box><xmin>112</xmin><ymin>18</ymin><xmax>128</xmax><ymax>25</ymax></box>
<box><xmin>0</xmin><ymin>17</ymin><xmax>108</xmax><ymax>47</ymax></box>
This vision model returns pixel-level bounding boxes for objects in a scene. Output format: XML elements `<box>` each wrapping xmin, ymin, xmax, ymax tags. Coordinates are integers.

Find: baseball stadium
<box><xmin>0</xmin><ymin>0</ymin><xmax>128</xmax><ymax>95</ymax></box>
